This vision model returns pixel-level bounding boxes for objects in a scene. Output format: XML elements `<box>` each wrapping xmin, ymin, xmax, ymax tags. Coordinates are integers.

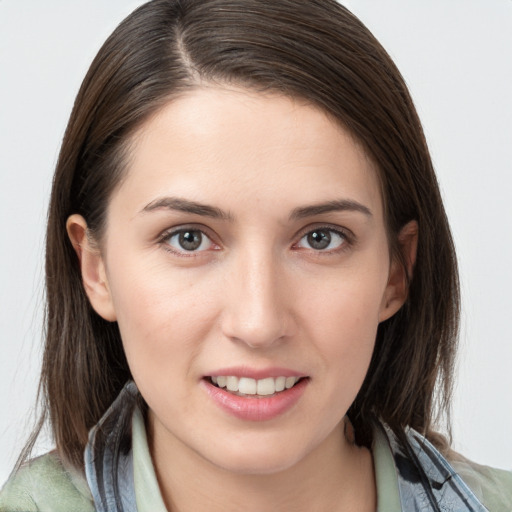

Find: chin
<box><xmin>204</xmin><ymin>436</ymin><xmax>310</xmax><ymax>476</ymax></box>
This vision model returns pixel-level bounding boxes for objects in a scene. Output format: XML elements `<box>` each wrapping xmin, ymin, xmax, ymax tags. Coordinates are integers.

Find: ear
<box><xmin>66</xmin><ymin>214</ymin><xmax>117</xmax><ymax>322</ymax></box>
<box><xmin>379</xmin><ymin>220</ymin><xmax>418</xmax><ymax>322</ymax></box>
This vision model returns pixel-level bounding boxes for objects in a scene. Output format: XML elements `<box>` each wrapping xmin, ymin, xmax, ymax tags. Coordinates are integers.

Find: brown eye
<box><xmin>297</xmin><ymin>228</ymin><xmax>346</xmax><ymax>251</ymax></box>
<box><xmin>179</xmin><ymin>230</ymin><xmax>202</xmax><ymax>251</ymax></box>
<box><xmin>165</xmin><ymin>229</ymin><xmax>214</xmax><ymax>252</ymax></box>
<box><xmin>307</xmin><ymin>230</ymin><xmax>331</xmax><ymax>250</ymax></box>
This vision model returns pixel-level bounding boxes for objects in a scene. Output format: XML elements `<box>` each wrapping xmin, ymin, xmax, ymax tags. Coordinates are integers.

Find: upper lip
<box><xmin>207</xmin><ymin>366</ymin><xmax>307</xmax><ymax>379</ymax></box>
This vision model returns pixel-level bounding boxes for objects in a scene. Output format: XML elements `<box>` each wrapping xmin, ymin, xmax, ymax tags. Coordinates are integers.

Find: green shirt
<box><xmin>1</xmin><ymin>411</ymin><xmax>511</xmax><ymax>511</ymax></box>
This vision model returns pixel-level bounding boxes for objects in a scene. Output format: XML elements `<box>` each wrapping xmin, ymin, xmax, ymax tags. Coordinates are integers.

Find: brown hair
<box><xmin>26</xmin><ymin>0</ymin><xmax>459</xmax><ymax>468</ymax></box>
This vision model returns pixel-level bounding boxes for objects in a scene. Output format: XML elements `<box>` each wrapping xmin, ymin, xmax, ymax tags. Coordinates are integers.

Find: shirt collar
<box><xmin>85</xmin><ymin>381</ymin><xmax>486</xmax><ymax>512</ymax></box>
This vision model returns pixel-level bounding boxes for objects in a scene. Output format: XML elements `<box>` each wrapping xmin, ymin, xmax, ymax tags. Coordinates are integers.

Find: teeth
<box><xmin>239</xmin><ymin>377</ymin><xmax>257</xmax><ymax>394</ymax></box>
<box><xmin>210</xmin><ymin>375</ymin><xmax>301</xmax><ymax>396</ymax></box>
<box><xmin>226</xmin><ymin>376</ymin><xmax>239</xmax><ymax>392</ymax></box>
<box><xmin>257</xmin><ymin>377</ymin><xmax>275</xmax><ymax>396</ymax></box>
<box><xmin>275</xmin><ymin>376</ymin><xmax>286</xmax><ymax>392</ymax></box>
<box><xmin>285</xmin><ymin>377</ymin><xmax>297</xmax><ymax>389</ymax></box>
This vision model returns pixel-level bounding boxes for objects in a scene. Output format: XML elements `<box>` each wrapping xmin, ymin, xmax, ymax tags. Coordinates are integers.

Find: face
<box><xmin>73</xmin><ymin>87</ymin><xmax>407</xmax><ymax>475</ymax></box>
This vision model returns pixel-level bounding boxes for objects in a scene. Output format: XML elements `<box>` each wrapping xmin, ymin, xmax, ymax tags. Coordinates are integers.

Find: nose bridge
<box><xmin>221</xmin><ymin>243</ymin><xmax>289</xmax><ymax>348</ymax></box>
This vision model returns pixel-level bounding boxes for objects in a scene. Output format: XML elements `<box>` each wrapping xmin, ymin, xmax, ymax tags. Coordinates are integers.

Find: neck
<box><xmin>148</xmin><ymin>418</ymin><xmax>376</xmax><ymax>512</ymax></box>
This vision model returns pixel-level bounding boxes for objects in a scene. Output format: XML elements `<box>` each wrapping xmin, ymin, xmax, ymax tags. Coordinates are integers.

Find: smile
<box><xmin>209</xmin><ymin>376</ymin><xmax>302</xmax><ymax>397</ymax></box>
<box><xmin>203</xmin><ymin>373</ymin><xmax>309</xmax><ymax>421</ymax></box>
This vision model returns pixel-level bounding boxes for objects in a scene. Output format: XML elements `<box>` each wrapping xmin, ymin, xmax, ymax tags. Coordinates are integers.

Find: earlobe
<box><xmin>379</xmin><ymin>220</ymin><xmax>418</xmax><ymax>322</ymax></box>
<box><xmin>66</xmin><ymin>214</ymin><xmax>117</xmax><ymax>322</ymax></box>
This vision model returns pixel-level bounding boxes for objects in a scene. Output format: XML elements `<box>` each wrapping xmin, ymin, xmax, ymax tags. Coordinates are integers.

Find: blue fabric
<box><xmin>84</xmin><ymin>381</ymin><xmax>489</xmax><ymax>512</ymax></box>
<box><xmin>382</xmin><ymin>424</ymin><xmax>488</xmax><ymax>511</ymax></box>
<box><xmin>84</xmin><ymin>382</ymin><xmax>138</xmax><ymax>512</ymax></box>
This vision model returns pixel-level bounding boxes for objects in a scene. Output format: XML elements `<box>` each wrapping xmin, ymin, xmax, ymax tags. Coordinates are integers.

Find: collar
<box><xmin>84</xmin><ymin>381</ymin><xmax>487</xmax><ymax>512</ymax></box>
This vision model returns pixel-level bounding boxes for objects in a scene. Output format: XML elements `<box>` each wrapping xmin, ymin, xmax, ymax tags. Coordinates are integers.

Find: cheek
<box><xmin>105</xmin><ymin>255</ymin><xmax>221</xmax><ymax>383</ymax></box>
<box><xmin>298</xmin><ymin>262</ymin><xmax>388</xmax><ymax>344</ymax></box>
<box><xmin>316</xmin><ymin>288</ymin><xmax>379</xmax><ymax>383</ymax></box>
<box><xmin>296</xmin><ymin>261</ymin><xmax>388</xmax><ymax>392</ymax></box>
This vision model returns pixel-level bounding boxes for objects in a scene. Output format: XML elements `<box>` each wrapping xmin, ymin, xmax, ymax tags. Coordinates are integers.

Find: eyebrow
<box><xmin>289</xmin><ymin>199</ymin><xmax>372</xmax><ymax>220</ymax></box>
<box><xmin>140</xmin><ymin>196</ymin><xmax>372</xmax><ymax>221</ymax></box>
<box><xmin>140</xmin><ymin>197</ymin><xmax>233</xmax><ymax>220</ymax></box>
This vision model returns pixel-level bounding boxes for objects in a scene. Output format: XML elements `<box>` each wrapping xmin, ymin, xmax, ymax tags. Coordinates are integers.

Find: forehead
<box><xmin>113</xmin><ymin>86</ymin><xmax>383</xmax><ymax>221</ymax></box>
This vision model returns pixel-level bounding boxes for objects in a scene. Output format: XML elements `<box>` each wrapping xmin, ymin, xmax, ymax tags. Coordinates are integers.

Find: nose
<box><xmin>220</xmin><ymin>248</ymin><xmax>292</xmax><ymax>349</ymax></box>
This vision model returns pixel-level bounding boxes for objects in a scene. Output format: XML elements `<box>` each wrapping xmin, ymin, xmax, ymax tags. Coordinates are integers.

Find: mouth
<box><xmin>202</xmin><ymin>372</ymin><xmax>309</xmax><ymax>421</ymax></box>
<box><xmin>206</xmin><ymin>375</ymin><xmax>306</xmax><ymax>398</ymax></box>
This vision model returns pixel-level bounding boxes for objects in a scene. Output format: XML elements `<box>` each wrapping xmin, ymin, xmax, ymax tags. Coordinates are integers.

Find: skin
<box><xmin>68</xmin><ymin>87</ymin><xmax>417</xmax><ymax>512</ymax></box>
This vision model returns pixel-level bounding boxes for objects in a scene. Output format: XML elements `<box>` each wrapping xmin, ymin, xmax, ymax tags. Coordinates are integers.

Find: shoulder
<box><xmin>450</xmin><ymin>454</ymin><xmax>512</xmax><ymax>512</ymax></box>
<box><xmin>0</xmin><ymin>451</ymin><xmax>95</xmax><ymax>512</ymax></box>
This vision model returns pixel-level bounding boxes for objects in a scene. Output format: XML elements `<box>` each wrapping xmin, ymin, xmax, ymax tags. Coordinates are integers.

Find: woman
<box><xmin>1</xmin><ymin>0</ymin><xmax>510</xmax><ymax>510</ymax></box>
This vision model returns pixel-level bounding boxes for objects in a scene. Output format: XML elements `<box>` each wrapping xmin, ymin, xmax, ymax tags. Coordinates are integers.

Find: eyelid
<box><xmin>292</xmin><ymin>224</ymin><xmax>355</xmax><ymax>252</ymax></box>
<box><xmin>155</xmin><ymin>222</ymin><xmax>354</xmax><ymax>256</ymax></box>
<box><xmin>157</xmin><ymin>224</ymin><xmax>221</xmax><ymax>256</ymax></box>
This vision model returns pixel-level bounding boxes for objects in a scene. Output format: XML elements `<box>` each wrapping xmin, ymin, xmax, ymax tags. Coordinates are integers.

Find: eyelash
<box><xmin>293</xmin><ymin>225</ymin><xmax>353</xmax><ymax>254</ymax></box>
<box><xmin>157</xmin><ymin>226</ymin><xmax>219</xmax><ymax>257</ymax></box>
<box><xmin>157</xmin><ymin>225</ymin><xmax>354</xmax><ymax>257</ymax></box>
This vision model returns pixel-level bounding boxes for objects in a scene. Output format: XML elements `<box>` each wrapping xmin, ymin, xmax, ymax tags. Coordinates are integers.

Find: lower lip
<box><xmin>202</xmin><ymin>378</ymin><xmax>308</xmax><ymax>422</ymax></box>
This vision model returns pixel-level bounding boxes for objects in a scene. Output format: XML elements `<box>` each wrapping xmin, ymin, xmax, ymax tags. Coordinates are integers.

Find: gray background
<box><xmin>1</xmin><ymin>0</ymin><xmax>511</xmax><ymax>484</ymax></box>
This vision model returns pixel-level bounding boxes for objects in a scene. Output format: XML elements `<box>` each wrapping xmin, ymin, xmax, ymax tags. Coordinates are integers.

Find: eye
<box><xmin>164</xmin><ymin>229</ymin><xmax>216</xmax><ymax>253</ymax></box>
<box><xmin>296</xmin><ymin>228</ymin><xmax>346</xmax><ymax>251</ymax></box>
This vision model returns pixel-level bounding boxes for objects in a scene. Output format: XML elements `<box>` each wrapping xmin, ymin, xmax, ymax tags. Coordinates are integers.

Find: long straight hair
<box><xmin>24</xmin><ymin>0</ymin><xmax>458</xmax><ymax>469</ymax></box>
